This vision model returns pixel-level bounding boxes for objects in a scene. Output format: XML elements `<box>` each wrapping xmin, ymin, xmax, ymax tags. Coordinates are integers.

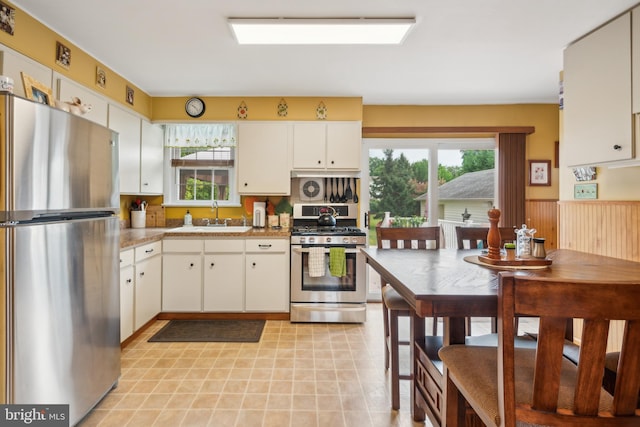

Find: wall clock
<box><xmin>185</xmin><ymin>97</ymin><xmax>205</xmax><ymax>118</ymax></box>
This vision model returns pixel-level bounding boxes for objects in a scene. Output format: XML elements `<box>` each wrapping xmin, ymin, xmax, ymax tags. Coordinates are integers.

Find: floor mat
<box><xmin>148</xmin><ymin>319</ymin><xmax>265</xmax><ymax>343</ymax></box>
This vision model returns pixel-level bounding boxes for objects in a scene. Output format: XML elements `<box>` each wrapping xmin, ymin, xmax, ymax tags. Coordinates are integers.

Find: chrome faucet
<box><xmin>212</xmin><ymin>201</ymin><xmax>219</xmax><ymax>225</ymax></box>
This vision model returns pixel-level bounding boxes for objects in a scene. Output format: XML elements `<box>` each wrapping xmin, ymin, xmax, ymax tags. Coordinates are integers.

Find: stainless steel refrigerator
<box><xmin>0</xmin><ymin>93</ymin><xmax>121</xmax><ymax>426</ymax></box>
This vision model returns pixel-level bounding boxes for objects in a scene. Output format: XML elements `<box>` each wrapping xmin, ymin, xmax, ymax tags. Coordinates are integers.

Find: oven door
<box><xmin>290</xmin><ymin>245</ymin><xmax>366</xmax><ymax>304</ymax></box>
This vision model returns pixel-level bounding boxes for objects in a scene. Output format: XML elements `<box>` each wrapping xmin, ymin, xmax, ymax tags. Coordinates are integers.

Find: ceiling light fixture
<box><xmin>228</xmin><ymin>18</ymin><xmax>416</xmax><ymax>45</ymax></box>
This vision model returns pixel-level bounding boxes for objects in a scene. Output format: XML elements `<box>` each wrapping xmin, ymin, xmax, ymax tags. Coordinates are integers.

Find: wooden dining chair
<box><xmin>439</xmin><ymin>272</ymin><xmax>640</xmax><ymax>427</ymax></box>
<box><xmin>376</xmin><ymin>224</ymin><xmax>441</xmax><ymax>410</ymax></box>
<box><xmin>455</xmin><ymin>225</ymin><xmax>517</xmax><ymax>334</ymax></box>
<box><xmin>455</xmin><ymin>225</ymin><xmax>516</xmax><ymax>250</ymax></box>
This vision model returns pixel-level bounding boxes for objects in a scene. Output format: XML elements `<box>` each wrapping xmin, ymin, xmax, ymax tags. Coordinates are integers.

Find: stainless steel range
<box><xmin>290</xmin><ymin>203</ymin><xmax>367</xmax><ymax>323</ymax></box>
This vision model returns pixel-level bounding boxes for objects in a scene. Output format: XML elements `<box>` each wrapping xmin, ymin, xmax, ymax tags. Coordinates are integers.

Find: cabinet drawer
<box><xmin>135</xmin><ymin>240</ymin><xmax>162</xmax><ymax>262</ymax></box>
<box><xmin>120</xmin><ymin>249</ymin><xmax>134</xmax><ymax>268</ymax></box>
<box><xmin>245</xmin><ymin>239</ymin><xmax>288</xmax><ymax>253</ymax></box>
<box><xmin>163</xmin><ymin>239</ymin><xmax>203</xmax><ymax>253</ymax></box>
<box><xmin>204</xmin><ymin>239</ymin><xmax>244</xmax><ymax>253</ymax></box>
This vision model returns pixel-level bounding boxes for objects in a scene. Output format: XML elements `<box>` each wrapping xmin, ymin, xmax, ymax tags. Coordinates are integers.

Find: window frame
<box><xmin>163</xmin><ymin>146</ymin><xmax>241</xmax><ymax>207</ymax></box>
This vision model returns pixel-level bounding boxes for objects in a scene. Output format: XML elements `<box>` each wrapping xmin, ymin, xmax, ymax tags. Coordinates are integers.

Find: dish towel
<box><xmin>329</xmin><ymin>247</ymin><xmax>346</xmax><ymax>277</ymax></box>
<box><xmin>308</xmin><ymin>247</ymin><xmax>326</xmax><ymax>277</ymax></box>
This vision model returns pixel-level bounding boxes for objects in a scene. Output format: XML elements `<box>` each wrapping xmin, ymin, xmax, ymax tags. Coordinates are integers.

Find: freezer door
<box><xmin>2</xmin><ymin>94</ymin><xmax>119</xmax><ymax>220</ymax></box>
<box><xmin>6</xmin><ymin>216</ymin><xmax>120</xmax><ymax>426</ymax></box>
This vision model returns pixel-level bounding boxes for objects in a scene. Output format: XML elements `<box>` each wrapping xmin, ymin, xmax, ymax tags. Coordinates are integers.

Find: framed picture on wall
<box><xmin>20</xmin><ymin>72</ymin><xmax>54</xmax><ymax>106</ymax></box>
<box><xmin>96</xmin><ymin>66</ymin><xmax>106</xmax><ymax>88</ymax></box>
<box><xmin>0</xmin><ymin>1</ymin><xmax>16</xmax><ymax>35</ymax></box>
<box><xmin>529</xmin><ymin>159</ymin><xmax>551</xmax><ymax>186</ymax></box>
<box><xmin>55</xmin><ymin>42</ymin><xmax>71</xmax><ymax>68</ymax></box>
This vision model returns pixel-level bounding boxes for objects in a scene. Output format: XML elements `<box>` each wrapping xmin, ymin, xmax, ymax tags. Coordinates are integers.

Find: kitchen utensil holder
<box><xmin>131</xmin><ymin>210</ymin><xmax>146</xmax><ymax>228</ymax></box>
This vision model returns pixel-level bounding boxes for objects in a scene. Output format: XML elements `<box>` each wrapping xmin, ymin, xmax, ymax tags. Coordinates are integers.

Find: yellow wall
<box><xmin>362</xmin><ymin>104</ymin><xmax>560</xmax><ymax>200</ymax></box>
<box><xmin>152</xmin><ymin>96</ymin><xmax>362</xmax><ymax>121</ymax></box>
<box><xmin>0</xmin><ymin>1</ymin><xmax>151</xmax><ymax>117</ymax></box>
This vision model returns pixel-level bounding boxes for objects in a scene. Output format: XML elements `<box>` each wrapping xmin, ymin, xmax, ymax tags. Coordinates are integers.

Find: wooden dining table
<box><xmin>361</xmin><ymin>247</ymin><xmax>640</xmax><ymax>425</ymax></box>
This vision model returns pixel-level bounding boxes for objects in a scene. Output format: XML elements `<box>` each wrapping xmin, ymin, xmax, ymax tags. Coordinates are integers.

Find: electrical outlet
<box><xmin>574</xmin><ymin>183</ymin><xmax>597</xmax><ymax>199</ymax></box>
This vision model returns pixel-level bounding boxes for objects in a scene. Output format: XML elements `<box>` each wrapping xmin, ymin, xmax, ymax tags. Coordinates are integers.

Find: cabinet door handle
<box><xmin>210</xmin><ymin>262</ymin><xmax>215</xmax><ymax>268</ymax></box>
<box><xmin>189</xmin><ymin>263</ymin><xmax>195</xmax><ymax>268</ymax></box>
<box><xmin>613</xmin><ymin>144</ymin><xmax>622</xmax><ymax>151</ymax></box>
<box><xmin>126</xmin><ymin>278</ymin><xmax>132</xmax><ymax>284</ymax></box>
<box><xmin>317</xmin><ymin>160</ymin><xmax>321</xmax><ymax>164</ymax></box>
<box><xmin>145</xmin><ymin>248</ymin><xmax>154</xmax><ymax>253</ymax></box>
<box><xmin>139</xmin><ymin>271</ymin><xmax>145</xmax><ymax>277</ymax></box>
<box><xmin>258</xmin><ymin>244</ymin><xmax>272</xmax><ymax>249</ymax></box>
<box><xmin>252</xmin><ymin>262</ymin><xmax>256</xmax><ymax>267</ymax></box>
<box><xmin>244</xmin><ymin>182</ymin><xmax>248</xmax><ymax>187</ymax></box>
<box><xmin>330</xmin><ymin>160</ymin><xmax>335</xmax><ymax>164</ymax></box>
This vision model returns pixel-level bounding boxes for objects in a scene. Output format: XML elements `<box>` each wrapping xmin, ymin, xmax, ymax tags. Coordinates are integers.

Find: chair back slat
<box><xmin>376</xmin><ymin>225</ymin><xmax>441</xmax><ymax>250</ymax></box>
<box><xmin>530</xmin><ymin>316</ymin><xmax>567</xmax><ymax>412</ymax></box>
<box><xmin>574</xmin><ymin>319</ymin><xmax>610</xmax><ymax>415</ymax></box>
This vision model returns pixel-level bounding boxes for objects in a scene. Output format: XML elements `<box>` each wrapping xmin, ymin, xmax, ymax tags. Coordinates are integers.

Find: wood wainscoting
<box><xmin>558</xmin><ymin>200</ymin><xmax>640</xmax><ymax>351</ymax></box>
<box><xmin>525</xmin><ymin>199</ymin><xmax>558</xmax><ymax>249</ymax></box>
<box><xmin>558</xmin><ymin>200</ymin><xmax>640</xmax><ymax>261</ymax></box>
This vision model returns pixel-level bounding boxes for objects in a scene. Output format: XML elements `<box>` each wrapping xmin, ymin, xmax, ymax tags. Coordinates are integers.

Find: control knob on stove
<box><xmin>343</xmin><ymin>237</ymin><xmax>350</xmax><ymax>243</ymax></box>
<box><xmin>308</xmin><ymin>237</ymin><xmax>315</xmax><ymax>244</ymax></box>
<box><xmin>326</xmin><ymin>237</ymin><xmax>332</xmax><ymax>243</ymax></box>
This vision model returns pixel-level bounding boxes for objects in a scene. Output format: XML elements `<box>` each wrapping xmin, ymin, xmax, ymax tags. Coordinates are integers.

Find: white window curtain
<box><xmin>164</xmin><ymin>124</ymin><xmax>237</xmax><ymax>148</ymax></box>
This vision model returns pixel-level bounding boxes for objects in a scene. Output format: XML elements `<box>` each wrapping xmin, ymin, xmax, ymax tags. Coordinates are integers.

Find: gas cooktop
<box><xmin>291</xmin><ymin>226</ymin><xmax>365</xmax><ymax>236</ymax></box>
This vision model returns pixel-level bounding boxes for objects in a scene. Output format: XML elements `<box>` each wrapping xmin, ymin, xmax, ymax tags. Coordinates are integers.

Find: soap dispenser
<box><xmin>184</xmin><ymin>210</ymin><xmax>193</xmax><ymax>226</ymax></box>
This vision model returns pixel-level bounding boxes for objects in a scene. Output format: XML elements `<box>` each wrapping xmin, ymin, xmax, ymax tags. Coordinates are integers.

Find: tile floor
<box><xmin>78</xmin><ymin>303</ymin><xmax>428</xmax><ymax>427</ymax></box>
<box><xmin>78</xmin><ymin>304</ymin><xmax>537</xmax><ymax>427</ymax></box>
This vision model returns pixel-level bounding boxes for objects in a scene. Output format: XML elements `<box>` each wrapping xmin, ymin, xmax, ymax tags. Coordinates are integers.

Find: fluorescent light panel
<box><xmin>228</xmin><ymin>18</ymin><xmax>415</xmax><ymax>45</ymax></box>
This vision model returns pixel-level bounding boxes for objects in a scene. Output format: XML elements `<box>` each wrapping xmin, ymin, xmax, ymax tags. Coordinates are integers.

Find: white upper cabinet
<box><xmin>56</xmin><ymin>76</ymin><xmax>108</xmax><ymax>126</ymax></box>
<box><xmin>0</xmin><ymin>46</ymin><xmax>52</xmax><ymax>99</ymax></box>
<box><xmin>632</xmin><ymin>5</ymin><xmax>640</xmax><ymax>114</ymax></box>
<box><xmin>237</xmin><ymin>122</ymin><xmax>290</xmax><ymax>195</ymax></box>
<box><xmin>563</xmin><ymin>10</ymin><xmax>634</xmax><ymax>166</ymax></box>
<box><xmin>140</xmin><ymin>120</ymin><xmax>164</xmax><ymax>194</ymax></box>
<box><xmin>108</xmin><ymin>104</ymin><xmax>141</xmax><ymax>194</ymax></box>
<box><xmin>108</xmin><ymin>105</ymin><xmax>164</xmax><ymax>195</ymax></box>
<box><xmin>292</xmin><ymin>122</ymin><xmax>361</xmax><ymax>171</ymax></box>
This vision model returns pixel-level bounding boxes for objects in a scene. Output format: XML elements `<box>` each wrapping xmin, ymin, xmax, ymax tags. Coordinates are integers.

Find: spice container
<box><xmin>532</xmin><ymin>238</ymin><xmax>546</xmax><ymax>258</ymax></box>
<box><xmin>504</xmin><ymin>243</ymin><xmax>516</xmax><ymax>260</ymax></box>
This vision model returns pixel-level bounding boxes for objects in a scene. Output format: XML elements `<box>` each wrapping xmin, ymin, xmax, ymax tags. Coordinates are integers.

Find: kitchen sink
<box><xmin>171</xmin><ymin>226</ymin><xmax>252</xmax><ymax>233</ymax></box>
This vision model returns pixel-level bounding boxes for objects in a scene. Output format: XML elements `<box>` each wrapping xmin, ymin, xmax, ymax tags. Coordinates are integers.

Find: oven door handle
<box><xmin>292</xmin><ymin>247</ymin><xmax>361</xmax><ymax>255</ymax></box>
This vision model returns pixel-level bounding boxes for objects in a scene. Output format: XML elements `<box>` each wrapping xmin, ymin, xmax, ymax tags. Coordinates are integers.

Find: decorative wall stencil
<box><xmin>316</xmin><ymin>101</ymin><xmax>327</xmax><ymax>120</ymax></box>
<box><xmin>277</xmin><ymin>98</ymin><xmax>288</xmax><ymax>117</ymax></box>
<box><xmin>55</xmin><ymin>42</ymin><xmax>71</xmax><ymax>69</ymax></box>
<box><xmin>96</xmin><ymin>66</ymin><xmax>106</xmax><ymax>88</ymax></box>
<box><xmin>126</xmin><ymin>86</ymin><xmax>134</xmax><ymax>105</ymax></box>
<box><xmin>0</xmin><ymin>1</ymin><xmax>16</xmax><ymax>36</ymax></box>
<box><xmin>237</xmin><ymin>101</ymin><xmax>248</xmax><ymax>119</ymax></box>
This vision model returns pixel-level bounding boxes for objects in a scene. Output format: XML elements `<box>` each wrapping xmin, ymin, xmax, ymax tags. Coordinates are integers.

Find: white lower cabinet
<box><xmin>119</xmin><ymin>249</ymin><xmax>135</xmax><ymax>343</ymax></box>
<box><xmin>245</xmin><ymin>239</ymin><xmax>290</xmax><ymax>312</ymax></box>
<box><xmin>203</xmin><ymin>239</ymin><xmax>245</xmax><ymax>311</ymax></box>
<box><xmin>119</xmin><ymin>240</ymin><xmax>162</xmax><ymax>343</ymax></box>
<box><xmin>162</xmin><ymin>239</ymin><xmax>203</xmax><ymax>312</ymax></box>
<box><xmin>162</xmin><ymin>237</ymin><xmax>289</xmax><ymax>313</ymax></box>
<box><xmin>134</xmin><ymin>243</ymin><xmax>162</xmax><ymax>329</ymax></box>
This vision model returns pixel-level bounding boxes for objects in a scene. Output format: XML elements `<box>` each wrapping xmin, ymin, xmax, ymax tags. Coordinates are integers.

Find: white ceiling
<box><xmin>11</xmin><ymin>0</ymin><xmax>640</xmax><ymax>105</ymax></box>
